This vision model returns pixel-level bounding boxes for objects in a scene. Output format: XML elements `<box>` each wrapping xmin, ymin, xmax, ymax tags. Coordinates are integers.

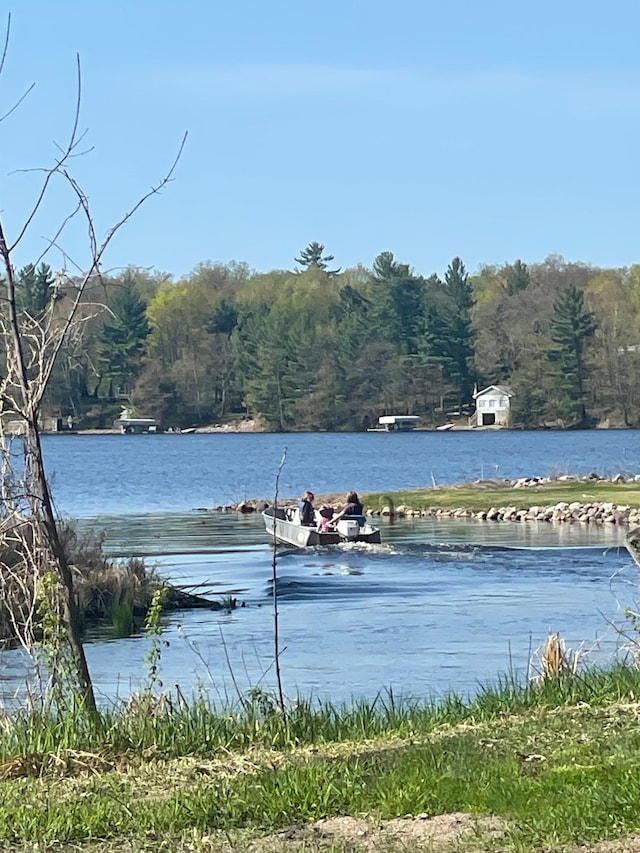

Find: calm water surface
<box><xmin>41</xmin><ymin>430</ymin><xmax>640</xmax><ymax>516</ymax></box>
<box><xmin>2</xmin><ymin>431</ymin><xmax>640</xmax><ymax>708</ymax></box>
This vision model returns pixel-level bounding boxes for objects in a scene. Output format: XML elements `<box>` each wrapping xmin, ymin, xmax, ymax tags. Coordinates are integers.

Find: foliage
<box><xmin>294</xmin><ymin>241</ymin><xmax>340</xmax><ymax>275</ymax></box>
<box><xmin>98</xmin><ymin>273</ymin><xmax>151</xmax><ymax>398</ymax></box>
<box><xmin>22</xmin><ymin>251</ymin><xmax>640</xmax><ymax>431</ymax></box>
<box><xmin>15</xmin><ymin>263</ymin><xmax>55</xmax><ymax>317</ymax></box>
<box><xmin>369</xmin><ymin>251</ymin><xmax>424</xmax><ymax>354</ymax></box>
<box><xmin>440</xmin><ymin>256</ymin><xmax>476</xmax><ymax>407</ymax></box>
<box><xmin>142</xmin><ymin>587</ymin><xmax>169</xmax><ymax>695</ymax></box>
<box><xmin>34</xmin><ymin>571</ymin><xmax>78</xmax><ymax>712</ymax></box>
<box><xmin>505</xmin><ymin>258</ymin><xmax>530</xmax><ymax>295</ymax></box>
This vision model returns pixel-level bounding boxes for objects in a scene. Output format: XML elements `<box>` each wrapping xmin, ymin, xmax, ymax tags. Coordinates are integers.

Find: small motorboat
<box><xmin>262</xmin><ymin>505</ymin><xmax>381</xmax><ymax>547</ymax></box>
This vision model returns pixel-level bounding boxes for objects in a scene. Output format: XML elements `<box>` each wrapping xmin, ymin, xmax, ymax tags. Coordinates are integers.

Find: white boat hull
<box><xmin>262</xmin><ymin>506</ymin><xmax>381</xmax><ymax>547</ymax></box>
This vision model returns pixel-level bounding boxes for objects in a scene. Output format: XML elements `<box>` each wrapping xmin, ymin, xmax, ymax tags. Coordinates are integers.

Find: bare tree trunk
<box><xmin>28</xmin><ymin>425</ymin><xmax>96</xmax><ymax>709</ymax></box>
<box><xmin>0</xmin><ymin>17</ymin><xmax>185</xmax><ymax>712</ymax></box>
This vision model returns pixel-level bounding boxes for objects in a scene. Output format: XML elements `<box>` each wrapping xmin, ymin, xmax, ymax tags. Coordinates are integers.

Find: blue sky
<box><xmin>2</xmin><ymin>0</ymin><xmax>640</xmax><ymax>280</ymax></box>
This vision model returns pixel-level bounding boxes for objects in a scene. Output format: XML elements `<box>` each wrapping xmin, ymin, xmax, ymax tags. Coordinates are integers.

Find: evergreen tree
<box><xmin>209</xmin><ymin>299</ymin><xmax>238</xmax><ymax>335</ymax></box>
<box><xmin>16</xmin><ymin>262</ymin><xmax>54</xmax><ymax>316</ymax></box>
<box><xmin>445</xmin><ymin>258</ymin><xmax>476</xmax><ymax>407</ymax></box>
<box><xmin>505</xmin><ymin>259</ymin><xmax>530</xmax><ymax>295</ymax></box>
<box><xmin>424</xmin><ymin>258</ymin><xmax>476</xmax><ymax>411</ymax></box>
<box><xmin>369</xmin><ymin>251</ymin><xmax>424</xmax><ymax>354</ymax></box>
<box><xmin>233</xmin><ymin>302</ymin><xmax>306</xmax><ymax>430</ymax></box>
<box><xmin>546</xmin><ymin>283</ymin><xmax>597</xmax><ymax>426</ymax></box>
<box><xmin>295</xmin><ymin>241</ymin><xmax>341</xmax><ymax>275</ymax></box>
<box><xmin>98</xmin><ymin>276</ymin><xmax>151</xmax><ymax>397</ymax></box>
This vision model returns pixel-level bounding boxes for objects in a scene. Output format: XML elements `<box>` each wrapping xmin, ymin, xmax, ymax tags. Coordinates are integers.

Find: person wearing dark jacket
<box><xmin>298</xmin><ymin>490</ymin><xmax>315</xmax><ymax>526</ymax></box>
<box><xmin>331</xmin><ymin>491</ymin><xmax>364</xmax><ymax>524</ymax></box>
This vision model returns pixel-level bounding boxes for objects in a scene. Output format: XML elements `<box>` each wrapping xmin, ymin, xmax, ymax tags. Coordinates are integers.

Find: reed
<box><xmin>0</xmin><ymin>522</ymin><xmax>159</xmax><ymax>644</ymax></box>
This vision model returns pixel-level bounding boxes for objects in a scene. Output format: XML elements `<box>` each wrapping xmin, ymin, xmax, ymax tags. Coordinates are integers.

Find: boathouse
<box><xmin>372</xmin><ymin>415</ymin><xmax>421</xmax><ymax>432</ymax></box>
<box><xmin>113</xmin><ymin>417</ymin><xmax>158</xmax><ymax>434</ymax></box>
<box><xmin>472</xmin><ymin>385</ymin><xmax>513</xmax><ymax>428</ymax></box>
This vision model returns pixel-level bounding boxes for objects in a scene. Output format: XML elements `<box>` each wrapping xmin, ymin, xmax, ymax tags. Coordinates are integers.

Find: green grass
<box><xmin>363</xmin><ymin>479</ymin><xmax>640</xmax><ymax>513</ymax></box>
<box><xmin>2</xmin><ymin>700</ymin><xmax>640</xmax><ymax>848</ymax></box>
<box><xmin>3</xmin><ymin>664</ymin><xmax>639</xmax><ymax>761</ymax></box>
<box><xmin>2</xmin><ymin>665</ymin><xmax>640</xmax><ymax>849</ymax></box>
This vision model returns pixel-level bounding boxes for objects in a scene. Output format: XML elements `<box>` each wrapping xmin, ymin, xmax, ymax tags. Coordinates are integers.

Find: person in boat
<box><xmin>317</xmin><ymin>504</ymin><xmax>335</xmax><ymax>532</ymax></box>
<box><xmin>330</xmin><ymin>491</ymin><xmax>364</xmax><ymax>525</ymax></box>
<box><xmin>298</xmin><ymin>490</ymin><xmax>315</xmax><ymax>526</ymax></box>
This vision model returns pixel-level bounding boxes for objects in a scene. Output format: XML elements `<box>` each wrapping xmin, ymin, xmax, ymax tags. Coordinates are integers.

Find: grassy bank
<box><xmin>3</xmin><ymin>664</ymin><xmax>640</xmax><ymax>850</ymax></box>
<box><xmin>361</xmin><ymin>477</ymin><xmax>640</xmax><ymax>514</ymax></box>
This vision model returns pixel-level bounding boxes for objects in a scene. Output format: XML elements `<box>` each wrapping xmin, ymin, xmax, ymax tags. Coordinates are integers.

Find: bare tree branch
<box><xmin>0</xmin><ymin>20</ymin><xmax>187</xmax><ymax>714</ymax></box>
<box><xmin>9</xmin><ymin>54</ymin><xmax>86</xmax><ymax>253</ymax></box>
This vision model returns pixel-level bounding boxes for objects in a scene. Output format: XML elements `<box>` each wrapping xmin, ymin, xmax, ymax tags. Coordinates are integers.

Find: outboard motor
<box><xmin>336</xmin><ymin>519</ymin><xmax>360</xmax><ymax>540</ymax></box>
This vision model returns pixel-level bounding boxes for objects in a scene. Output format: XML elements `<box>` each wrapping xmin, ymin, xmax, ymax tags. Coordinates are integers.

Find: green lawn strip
<box><xmin>3</xmin><ymin>700</ymin><xmax>640</xmax><ymax>848</ymax></box>
<box><xmin>363</xmin><ymin>480</ymin><xmax>640</xmax><ymax>513</ymax></box>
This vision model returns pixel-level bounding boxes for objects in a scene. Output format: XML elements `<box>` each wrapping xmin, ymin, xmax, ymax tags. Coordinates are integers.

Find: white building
<box><xmin>472</xmin><ymin>385</ymin><xmax>513</xmax><ymax>428</ymax></box>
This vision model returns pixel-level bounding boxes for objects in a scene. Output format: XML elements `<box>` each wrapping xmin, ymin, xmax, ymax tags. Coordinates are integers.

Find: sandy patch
<box><xmin>247</xmin><ymin>812</ymin><xmax>506</xmax><ymax>852</ymax></box>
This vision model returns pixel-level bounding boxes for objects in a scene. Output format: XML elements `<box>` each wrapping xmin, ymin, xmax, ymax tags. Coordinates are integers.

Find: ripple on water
<box><xmin>0</xmin><ymin>512</ymin><xmax>633</xmax><ymax>708</ymax></box>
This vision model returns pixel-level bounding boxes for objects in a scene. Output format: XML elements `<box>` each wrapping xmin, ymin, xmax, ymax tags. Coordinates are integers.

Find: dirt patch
<box><xmin>249</xmin><ymin>812</ymin><xmax>506</xmax><ymax>852</ymax></box>
<box><xmin>581</xmin><ymin>839</ymin><xmax>640</xmax><ymax>853</ymax></box>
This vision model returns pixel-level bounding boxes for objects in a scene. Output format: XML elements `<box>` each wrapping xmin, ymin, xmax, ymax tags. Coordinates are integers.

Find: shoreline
<box><xmin>226</xmin><ymin>472</ymin><xmax>640</xmax><ymax>528</ymax></box>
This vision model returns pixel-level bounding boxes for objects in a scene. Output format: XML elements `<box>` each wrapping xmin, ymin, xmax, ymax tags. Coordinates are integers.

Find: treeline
<box><xmin>18</xmin><ymin>244</ymin><xmax>640</xmax><ymax>431</ymax></box>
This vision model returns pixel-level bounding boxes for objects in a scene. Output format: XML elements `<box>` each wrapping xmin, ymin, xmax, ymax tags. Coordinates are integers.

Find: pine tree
<box><xmin>16</xmin><ymin>262</ymin><xmax>54</xmax><ymax>316</ymax></box>
<box><xmin>505</xmin><ymin>259</ymin><xmax>530</xmax><ymax>295</ymax></box>
<box><xmin>425</xmin><ymin>257</ymin><xmax>476</xmax><ymax>411</ymax></box>
<box><xmin>546</xmin><ymin>283</ymin><xmax>596</xmax><ymax>426</ymax></box>
<box><xmin>369</xmin><ymin>251</ymin><xmax>424</xmax><ymax>354</ymax></box>
<box><xmin>98</xmin><ymin>276</ymin><xmax>151</xmax><ymax>397</ymax></box>
<box><xmin>295</xmin><ymin>241</ymin><xmax>341</xmax><ymax>275</ymax></box>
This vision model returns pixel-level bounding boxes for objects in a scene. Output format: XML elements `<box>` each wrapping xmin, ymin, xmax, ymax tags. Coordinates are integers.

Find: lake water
<box><xmin>2</xmin><ymin>430</ymin><xmax>640</xmax><ymax>710</ymax></box>
<box><xmin>40</xmin><ymin>429</ymin><xmax>640</xmax><ymax>515</ymax></box>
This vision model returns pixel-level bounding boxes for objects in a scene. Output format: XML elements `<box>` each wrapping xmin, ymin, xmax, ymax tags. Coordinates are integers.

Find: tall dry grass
<box><xmin>0</xmin><ymin>521</ymin><xmax>159</xmax><ymax>644</ymax></box>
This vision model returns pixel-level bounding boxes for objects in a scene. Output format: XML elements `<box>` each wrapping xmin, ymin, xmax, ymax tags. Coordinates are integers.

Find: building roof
<box><xmin>113</xmin><ymin>418</ymin><xmax>158</xmax><ymax>426</ymax></box>
<box><xmin>473</xmin><ymin>385</ymin><xmax>513</xmax><ymax>399</ymax></box>
<box><xmin>378</xmin><ymin>415</ymin><xmax>421</xmax><ymax>424</ymax></box>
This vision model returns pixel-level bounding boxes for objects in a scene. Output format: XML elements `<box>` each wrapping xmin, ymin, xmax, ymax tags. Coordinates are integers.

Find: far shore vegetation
<box><xmin>21</xmin><ymin>248</ymin><xmax>640</xmax><ymax>436</ymax></box>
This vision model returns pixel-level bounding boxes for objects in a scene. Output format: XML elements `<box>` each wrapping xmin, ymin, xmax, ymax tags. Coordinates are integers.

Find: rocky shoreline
<box><xmin>386</xmin><ymin>473</ymin><xmax>640</xmax><ymax>526</ymax></box>
<box><xmin>220</xmin><ymin>472</ymin><xmax>640</xmax><ymax>527</ymax></box>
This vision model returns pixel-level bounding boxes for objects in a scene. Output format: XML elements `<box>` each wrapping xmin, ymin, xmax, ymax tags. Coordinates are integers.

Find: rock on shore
<box><xmin>389</xmin><ymin>501</ymin><xmax>639</xmax><ymax>525</ymax></box>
